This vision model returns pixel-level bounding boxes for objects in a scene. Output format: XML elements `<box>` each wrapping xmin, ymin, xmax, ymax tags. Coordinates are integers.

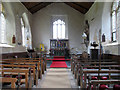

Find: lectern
<box><xmin>27</xmin><ymin>49</ymin><xmax>35</xmax><ymax>58</ymax></box>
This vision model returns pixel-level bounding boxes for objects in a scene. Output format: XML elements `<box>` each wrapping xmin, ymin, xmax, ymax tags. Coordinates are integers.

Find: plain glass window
<box><xmin>20</xmin><ymin>18</ymin><xmax>26</xmax><ymax>46</ymax></box>
<box><xmin>53</xmin><ymin>19</ymin><xmax>65</xmax><ymax>39</ymax></box>
<box><xmin>111</xmin><ymin>0</ymin><xmax>120</xmax><ymax>42</ymax></box>
<box><xmin>20</xmin><ymin>17</ymin><xmax>32</xmax><ymax>49</ymax></box>
<box><xmin>0</xmin><ymin>13</ymin><xmax>6</xmax><ymax>44</ymax></box>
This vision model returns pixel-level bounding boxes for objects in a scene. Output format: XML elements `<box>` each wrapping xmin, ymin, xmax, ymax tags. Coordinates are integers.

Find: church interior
<box><xmin>0</xmin><ymin>0</ymin><xmax>120</xmax><ymax>89</ymax></box>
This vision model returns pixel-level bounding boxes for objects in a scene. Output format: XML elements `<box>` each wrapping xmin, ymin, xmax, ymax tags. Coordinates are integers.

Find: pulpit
<box><xmin>90</xmin><ymin>42</ymin><xmax>99</xmax><ymax>59</ymax></box>
<box><xmin>90</xmin><ymin>49</ymin><xmax>99</xmax><ymax>59</ymax></box>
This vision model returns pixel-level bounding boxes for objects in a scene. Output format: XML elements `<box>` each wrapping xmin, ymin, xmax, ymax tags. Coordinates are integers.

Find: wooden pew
<box><xmin>0</xmin><ymin>64</ymin><xmax>38</xmax><ymax>86</ymax></box>
<box><xmin>1</xmin><ymin>60</ymin><xmax>42</xmax><ymax>79</ymax></box>
<box><xmin>2</xmin><ymin>58</ymin><xmax>45</xmax><ymax>78</ymax></box>
<box><xmin>43</xmin><ymin>55</ymin><xmax>47</xmax><ymax>71</ymax></box>
<box><xmin>0</xmin><ymin>77</ymin><xmax>18</xmax><ymax>88</ymax></box>
<box><xmin>89</xmin><ymin>80</ymin><xmax>120</xmax><ymax>89</ymax></box>
<box><xmin>77</xmin><ymin>59</ymin><xmax>117</xmax><ymax>62</ymax></box>
<box><xmin>80</xmin><ymin>68</ymin><xmax>120</xmax><ymax>88</ymax></box>
<box><xmin>71</xmin><ymin>55</ymin><xmax>79</xmax><ymax>72</ymax></box>
<box><xmin>0</xmin><ymin>57</ymin><xmax>47</xmax><ymax>88</ymax></box>
<box><xmin>0</xmin><ymin>69</ymin><xmax>31</xmax><ymax>88</ymax></box>
<box><xmin>76</xmin><ymin>65</ymin><xmax>120</xmax><ymax>86</ymax></box>
<box><xmin>71</xmin><ymin>54</ymin><xmax>120</xmax><ymax>72</ymax></box>
<box><xmin>73</xmin><ymin>60</ymin><xmax>119</xmax><ymax>80</ymax></box>
<box><xmin>71</xmin><ymin>54</ymin><xmax>120</xmax><ymax>89</ymax></box>
<box><xmin>3</xmin><ymin>57</ymin><xmax>47</xmax><ymax>73</ymax></box>
<box><xmin>71</xmin><ymin>57</ymin><xmax>120</xmax><ymax>84</ymax></box>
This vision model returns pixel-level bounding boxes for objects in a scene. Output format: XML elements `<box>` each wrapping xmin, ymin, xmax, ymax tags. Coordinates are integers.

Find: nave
<box><xmin>0</xmin><ymin>57</ymin><xmax>77</xmax><ymax>89</ymax></box>
<box><xmin>0</xmin><ymin>0</ymin><xmax>120</xmax><ymax>89</ymax></box>
<box><xmin>0</xmin><ymin>54</ymin><xmax>120</xmax><ymax>89</ymax></box>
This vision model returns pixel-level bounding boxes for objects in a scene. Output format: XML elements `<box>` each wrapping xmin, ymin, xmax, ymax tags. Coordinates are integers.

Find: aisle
<box><xmin>39</xmin><ymin>68</ymin><xmax>74</xmax><ymax>88</ymax></box>
<box><xmin>49</xmin><ymin>56</ymin><xmax>68</xmax><ymax>68</ymax></box>
<box><xmin>50</xmin><ymin>61</ymin><xmax>67</xmax><ymax>68</ymax></box>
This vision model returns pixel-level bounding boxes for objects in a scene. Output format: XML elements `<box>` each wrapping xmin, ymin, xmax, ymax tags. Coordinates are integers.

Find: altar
<box><xmin>50</xmin><ymin>39</ymin><xmax>69</xmax><ymax>58</ymax></box>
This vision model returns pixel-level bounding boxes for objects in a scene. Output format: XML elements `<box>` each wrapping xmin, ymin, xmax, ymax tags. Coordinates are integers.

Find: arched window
<box><xmin>0</xmin><ymin>12</ymin><xmax>6</xmax><ymax>44</ymax></box>
<box><xmin>20</xmin><ymin>17</ymin><xmax>26</xmax><ymax>46</ymax></box>
<box><xmin>20</xmin><ymin>13</ymin><xmax>32</xmax><ymax>49</ymax></box>
<box><xmin>111</xmin><ymin>0</ymin><xmax>120</xmax><ymax>42</ymax></box>
<box><xmin>53</xmin><ymin>19</ymin><xmax>65</xmax><ymax>39</ymax></box>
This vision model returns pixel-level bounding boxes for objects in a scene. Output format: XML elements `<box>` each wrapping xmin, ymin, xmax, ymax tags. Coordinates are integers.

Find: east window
<box><xmin>53</xmin><ymin>19</ymin><xmax>65</xmax><ymax>39</ymax></box>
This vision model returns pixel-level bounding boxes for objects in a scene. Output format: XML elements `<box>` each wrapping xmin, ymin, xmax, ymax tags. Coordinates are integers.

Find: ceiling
<box><xmin>22</xmin><ymin>2</ymin><xmax>94</xmax><ymax>14</ymax></box>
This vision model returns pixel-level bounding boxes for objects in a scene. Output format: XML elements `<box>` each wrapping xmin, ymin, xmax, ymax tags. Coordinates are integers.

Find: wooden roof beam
<box><xmin>72</xmin><ymin>2</ymin><xmax>89</xmax><ymax>11</ymax></box>
<box><xmin>30</xmin><ymin>2</ymin><xmax>52</xmax><ymax>14</ymax></box>
<box><xmin>28</xmin><ymin>2</ymin><xmax>43</xmax><ymax>10</ymax></box>
<box><xmin>65</xmin><ymin>2</ymin><xmax>87</xmax><ymax>14</ymax></box>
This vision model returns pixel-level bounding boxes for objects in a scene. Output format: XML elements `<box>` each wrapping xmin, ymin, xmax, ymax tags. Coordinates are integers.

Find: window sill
<box><xmin>102</xmin><ymin>42</ymin><xmax>119</xmax><ymax>46</ymax></box>
<box><xmin>0</xmin><ymin>44</ymin><xmax>14</xmax><ymax>48</ymax></box>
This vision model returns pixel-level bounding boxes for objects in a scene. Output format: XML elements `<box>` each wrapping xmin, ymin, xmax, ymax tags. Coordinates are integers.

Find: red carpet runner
<box><xmin>50</xmin><ymin>56</ymin><xmax>67</xmax><ymax>68</ymax></box>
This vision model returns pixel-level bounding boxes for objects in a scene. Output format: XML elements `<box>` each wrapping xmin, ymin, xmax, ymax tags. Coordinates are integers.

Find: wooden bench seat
<box><xmin>0</xmin><ymin>77</ymin><xmax>18</xmax><ymax>88</ymax></box>
<box><xmin>80</xmin><ymin>69</ymin><xmax>120</xmax><ymax>88</ymax></box>
<box><xmin>0</xmin><ymin>69</ymin><xmax>31</xmax><ymax>88</ymax></box>
<box><xmin>1</xmin><ymin>61</ymin><xmax>42</xmax><ymax>79</ymax></box>
<box><xmin>0</xmin><ymin>57</ymin><xmax>47</xmax><ymax>88</ymax></box>
<box><xmin>89</xmin><ymin>80</ymin><xmax>120</xmax><ymax>89</ymax></box>
<box><xmin>0</xmin><ymin>64</ymin><xmax>37</xmax><ymax>86</ymax></box>
<box><xmin>71</xmin><ymin>54</ymin><xmax>120</xmax><ymax>89</ymax></box>
<box><xmin>2</xmin><ymin>57</ymin><xmax>46</xmax><ymax>74</ymax></box>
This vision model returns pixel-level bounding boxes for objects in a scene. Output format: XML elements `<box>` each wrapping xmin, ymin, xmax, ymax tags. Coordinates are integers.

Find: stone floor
<box><xmin>34</xmin><ymin>68</ymin><xmax>78</xmax><ymax>88</ymax></box>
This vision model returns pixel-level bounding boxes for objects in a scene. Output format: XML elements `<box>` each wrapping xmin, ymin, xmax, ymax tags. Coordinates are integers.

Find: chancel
<box><xmin>0</xmin><ymin>0</ymin><xmax>120</xmax><ymax>89</ymax></box>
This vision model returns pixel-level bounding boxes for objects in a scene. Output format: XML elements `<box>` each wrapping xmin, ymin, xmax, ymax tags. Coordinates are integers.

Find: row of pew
<box><xmin>0</xmin><ymin>56</ymin><xmax>47</xmax><ymax>88</ymax></box>
<box><xmin>71</xmin><ymin>54</ymin><xmax>120</xmax><ymax>89</ymax></box>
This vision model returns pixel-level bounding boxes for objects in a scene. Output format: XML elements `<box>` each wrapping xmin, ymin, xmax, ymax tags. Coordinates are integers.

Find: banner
<box><xmin>40</xmin><ymin>44</ymin><xmax>44</xmax><ymax>51</ymax></box>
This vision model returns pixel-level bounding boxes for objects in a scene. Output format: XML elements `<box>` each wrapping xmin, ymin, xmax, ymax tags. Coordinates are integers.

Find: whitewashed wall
<box><xmin>1</xmin><ymin>1</ymin><xmax>119</xmax><ymax>55</ymax></box>
<box><xmin>1</xmin><ymin>2</ymin><xmax>32</xmax><ymax>53</ymax></box>
<box><xmin>85</xmin><ymin>2</ymin><xmax>105</xmax><ymax>43</ymax></box>
<box><xmin>32</xmin><ymin>3</ymin><xmax>85</xmax><ymax>54</ymax></box>
<box><xmin>84</xmin><ymin>2</ymin><xmax>104</xmax><ymax>53</ymax></box>
<box><xmin>101</xmin><ymin>2</ymin><xmax>120</xmax><ymax>55</ymax></box>
<box><xmin>85</xmin><ymin>1</ymin><xmax>120</xmax><ymax>55</ymax></box>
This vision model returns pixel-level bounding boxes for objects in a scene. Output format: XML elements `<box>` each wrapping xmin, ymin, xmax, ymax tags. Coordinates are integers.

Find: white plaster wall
<box><xmin>3</xmin><ymin>2</ymin><xmax>16</xmax><ymax>45</ymax></box>
<box><xmin>102</xmin><ymin>2</ymin><xmax>112</xmax><ymax>44</ymax></box>
<box><xmin>1</xmin><ymin>1</ymin><xmax>119</xmax><ymax>55</ymax></box>
<box><xmin>84</xmin><ymin>2</ymin><xmax>104</xmax><ymax>53</ymax></box>
<box><xmin>118</xmin><ymin>45</ymin><xmax>120</xmax><ymax>55</ymax></box>
<box><xmin>85</xmin><ymin>2</ymin><xmax>104</xmax><ymax>43</ymax></box>
<box><xmin>32</xmin><ymin>3</ymin><xmax>85</xmax><ymax>54</ymax></box>
<box><xmin>1</xmin><ymin>2</ymin><xmax>32</xmax><ymax>54</ymax></box>
<box><xmin>103</xmin><ymin>45</ymin><xmax>118</xmax><ymax>55</ymax></box>
<box><xmin>85</xmin><ymin>1</ymin><xmax>119</xmax><ymax>55</ymax></box>
<box><xmin>101</xmin><ymin>2</ymin><xmax>119</xmax><ymax>55</ymax></box>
